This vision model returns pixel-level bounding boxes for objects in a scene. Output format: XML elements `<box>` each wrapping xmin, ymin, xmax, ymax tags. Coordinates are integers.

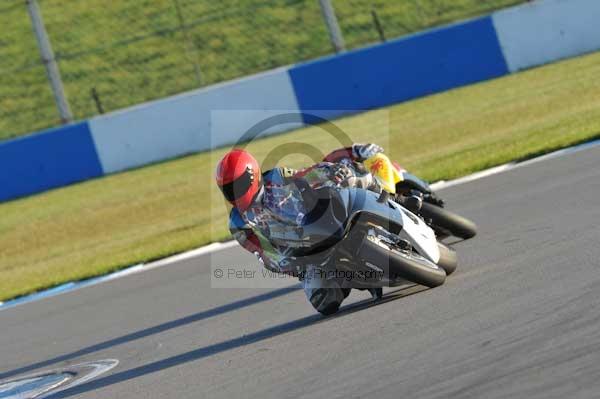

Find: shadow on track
<box><xmin>0</xmin><ymin>285</ymin><xmax>301</xmax><ymax>381</ymax></box>
<box><xmin>47</xmin><ymin>285</ymin><xmax>428</xmax><ymax>398</ymax></box>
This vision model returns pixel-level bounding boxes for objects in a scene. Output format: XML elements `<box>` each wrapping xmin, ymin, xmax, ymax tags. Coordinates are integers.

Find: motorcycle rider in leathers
<box><xmin>216</xmin><ymin>144</ymin><xmax>384</xmax><ymax>315</ymax></box>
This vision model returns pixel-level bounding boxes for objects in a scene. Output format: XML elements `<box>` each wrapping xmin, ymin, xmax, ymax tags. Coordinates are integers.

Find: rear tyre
<box><xmin>359</xmin><ymin>238</ymin><xmax>446</xmax><ymax>288</ymax></box>
<box><xmin>420</xmin><ymin>202</ymin><xmax>477</xmax><ymax>239</ymax></box>
<box><xmin>437</xmin><ymin>243</ymin><xmax>458</xmax><ymax>275</ymax></box>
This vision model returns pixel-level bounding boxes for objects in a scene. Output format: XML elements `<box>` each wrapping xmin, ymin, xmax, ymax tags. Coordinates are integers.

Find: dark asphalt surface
<box><xmin>1</xmin><ymin>145</ymin><xmax>599</xmax><ymax>399</ymax></box>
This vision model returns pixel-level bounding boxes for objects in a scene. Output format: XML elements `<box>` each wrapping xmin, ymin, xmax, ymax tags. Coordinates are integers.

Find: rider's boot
<box><xmin>368</xmin><ymin>288</ymin><xmax>383</xmax><ymax>300</ymax></box>
<box><xmin>303</xmin><ymin>265</ymin><xmax>346</xmax><ymax>316</ymax></box>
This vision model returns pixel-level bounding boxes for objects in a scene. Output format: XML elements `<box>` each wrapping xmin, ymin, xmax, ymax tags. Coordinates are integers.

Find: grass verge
<box><xmin>1</xmin><ymin>50</ymin><xmax>600</xmax><ymax>301</ymax></box>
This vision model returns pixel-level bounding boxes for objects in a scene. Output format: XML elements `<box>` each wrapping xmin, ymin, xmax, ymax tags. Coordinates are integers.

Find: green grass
<box><xmin>1</xmin><ymin>50</ymin><xmax>600</xmax><ymax>301</ymax></box>
<box><xmin>0</xmin><ymin>0</ymin><xmax>526</xmax><ymax>140</ymax></box>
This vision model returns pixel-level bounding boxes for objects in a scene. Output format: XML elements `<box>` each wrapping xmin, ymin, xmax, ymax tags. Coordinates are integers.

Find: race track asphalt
<box><xmin>1</xmin><ymin>144</ymin><xmax>599</xmax><ymax>399</ymax></box>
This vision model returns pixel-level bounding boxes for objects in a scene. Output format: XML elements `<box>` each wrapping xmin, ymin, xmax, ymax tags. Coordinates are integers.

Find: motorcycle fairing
<box><xmin>343</xmin><ymin>189</ymin><xmax>440</xmax><ymax>264</ymax></box>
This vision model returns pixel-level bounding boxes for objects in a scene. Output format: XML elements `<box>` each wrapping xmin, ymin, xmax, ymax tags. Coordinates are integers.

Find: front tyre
<box><xmin>420</xmin><ymin>202</ymin><xmax>478</xmax><ymax>239</ymax></box>
<box><xmin>359</xmin><ymin>238</ymin><xmax>446</xmax><ymax>288</ymax></box>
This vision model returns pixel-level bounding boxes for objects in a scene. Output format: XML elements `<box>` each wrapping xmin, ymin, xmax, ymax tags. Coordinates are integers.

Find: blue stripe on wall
<box><xmin>288</xmin><ymin>16</ymin><xmax>509</xmax><ymax>122</ymax></box>
<box><xmin>0</xmin><ymin>122</ymin><xmax>103</xmax><ymax>202</ymax></box>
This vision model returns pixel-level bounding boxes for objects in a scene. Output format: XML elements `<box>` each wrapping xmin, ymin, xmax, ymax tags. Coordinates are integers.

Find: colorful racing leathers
<box><xmin>228</xmin><ymin>147</ymin><xmax>373</xmax><ymax>273</ymax></box>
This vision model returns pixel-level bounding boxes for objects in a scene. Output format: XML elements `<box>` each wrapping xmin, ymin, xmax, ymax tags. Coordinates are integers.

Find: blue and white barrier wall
<box><xmin>0</xmin><ymin>122</ymin><xmax>103</xmax><ymax>201</ymax></box>
<box><xmin>1</xmin><ymin>0</ymin><xmax>600</xmax><ymax>202</ymax></box>
<box><xmin>289</xmin><ymin>16</ymin><xmax>508</xmax><ymax>122</ymax></box>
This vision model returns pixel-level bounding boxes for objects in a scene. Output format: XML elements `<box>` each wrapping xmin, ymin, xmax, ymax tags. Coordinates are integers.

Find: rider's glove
<box><xmin>352</xmin><ymin>143</ymin><xmax>384</xmax><ymax>161</ymax></box>
<box><xmin>332</xmin><ymin>164</ymin><xmax>353</xmax><ymax>186</ymax></box>
<box><xmin>332</xmin><ymin>164</ymin><xmax>378</xmax><ymax>191</ymax></box>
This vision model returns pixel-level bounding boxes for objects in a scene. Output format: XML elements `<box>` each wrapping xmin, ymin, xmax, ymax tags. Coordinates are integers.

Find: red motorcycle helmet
<box><xmin>216</xmin><ymin>149</ymin><xmax>262</xmax><ymax>212</ymax></box>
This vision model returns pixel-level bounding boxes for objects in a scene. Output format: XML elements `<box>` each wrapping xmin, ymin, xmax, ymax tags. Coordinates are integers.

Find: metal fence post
<box><xmin>318</xmin><ymin>0</ymin><xmax>345</xmax><ymax>53</ymax></box>
<box><xmin>26</xmin><ymin>0</ymin><xmax>73</xmax><ymax>124</ymax></box>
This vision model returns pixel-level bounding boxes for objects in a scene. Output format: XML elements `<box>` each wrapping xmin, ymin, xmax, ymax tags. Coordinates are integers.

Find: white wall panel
<box><xmin>492</xmin><ymin>0</ymin><xmax>600</xmax><ymax>72</ymax></box>
<box><xmin>89</xmin><ymin>68</ymin><xmax>301</xmax><ymax>174</ymax></box>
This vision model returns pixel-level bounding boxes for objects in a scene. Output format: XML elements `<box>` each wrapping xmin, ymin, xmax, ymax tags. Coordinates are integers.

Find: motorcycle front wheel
<box><xmin>358</xmin><ymin>237</ymin><xmax>446</xmax><ymax>288</ymax></box>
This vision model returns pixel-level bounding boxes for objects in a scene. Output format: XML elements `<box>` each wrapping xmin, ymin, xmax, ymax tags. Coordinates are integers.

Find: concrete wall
<box><xmin>492</xmin><ymin>0</ymin><xmax>600</xmax><ymax>72</ymax></box>
<box><xmin>89</xmin><ymin>68</ymin><xmax>301</xmax><ymax>174</ymax></box>
<box><xmin>3</xmin><ymin>0</ymin><xmax>600</xmax><ymax>202</ymax></box>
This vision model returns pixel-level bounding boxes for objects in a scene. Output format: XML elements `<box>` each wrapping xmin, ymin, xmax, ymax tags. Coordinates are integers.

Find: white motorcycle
<box><xmin>281</xmin><ymin>154</ymin><xmax>458</xmax><ymax>312</ymax></box>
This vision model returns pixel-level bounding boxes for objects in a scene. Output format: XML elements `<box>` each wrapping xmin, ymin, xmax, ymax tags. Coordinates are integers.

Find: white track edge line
<box><xmin>430</xmin><ymin>138</ymin><xmax>600</xmax><ymax>191</ymax></box>
<box><xmin>2</xmin><ymin>139</ymin><xmax>599</xmax><ymax>311</ymax></box>
<box><xmin>0</xmin><ymin>242</ymin><xmax>238</xmax><ymax>311</ymax></box>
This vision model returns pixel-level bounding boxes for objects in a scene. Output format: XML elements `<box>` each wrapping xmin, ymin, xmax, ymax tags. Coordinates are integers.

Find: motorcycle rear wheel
<box><xmin>420</xmin><ymin>202</ymin><xmax>477</xmax><ymax>239</ymax></box>
<box><xmin>437</xmin><ymin>242</ymin><xmax>458</xmax><ymax>275</ymax></box>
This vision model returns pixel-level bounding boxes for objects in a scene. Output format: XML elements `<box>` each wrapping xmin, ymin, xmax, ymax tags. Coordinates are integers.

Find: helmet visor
<box><xmin>219</xmin><ymin>170</ymin><xmax>254</xmax><ymax>202</ymax></box>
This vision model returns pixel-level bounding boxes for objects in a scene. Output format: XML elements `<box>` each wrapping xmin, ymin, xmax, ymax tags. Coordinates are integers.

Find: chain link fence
<box><xmin>336</xmin><ymin>0</ymin><xmax>527</xmax><ymax>49</ymax></box>
<box><xmin>0</xmin><ymin>0</ymin><xmax>527</xmax><ymax>141</ymax></box>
